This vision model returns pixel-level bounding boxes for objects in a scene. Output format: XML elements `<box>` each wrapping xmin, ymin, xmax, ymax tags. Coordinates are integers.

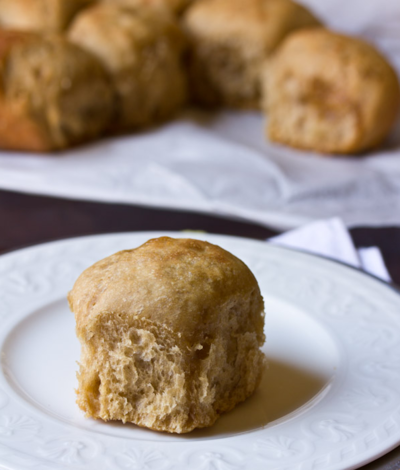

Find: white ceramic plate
<box><xmin>0</xmin><ymin>232</ymin><xmax>400</xmax><ymax>470</ymax></box>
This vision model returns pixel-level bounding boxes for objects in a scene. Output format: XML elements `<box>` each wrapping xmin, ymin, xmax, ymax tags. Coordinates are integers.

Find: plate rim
<box><xmin>0</xmin><ymin>229</ymin><xmax>397</xmax><ymax>288</ymax></box>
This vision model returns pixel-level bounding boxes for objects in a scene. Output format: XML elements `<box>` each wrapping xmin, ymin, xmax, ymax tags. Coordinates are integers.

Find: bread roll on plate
<box><xmin>0</xmin><ymin>0</ymin><xmax>93</xmax><ymax>32</ymax></box>
<box><xmin>68</xmin><ymin>237</ymin><xmax>266</xmax><ymax>433</ymax></box>
<box><xmin>0</xmin><ymin>31</ymin><xmax>113</xmax><ymax>152</ymax></box>
<box><xmin>183</xmin><ymin>0</ymin><xmax>321</xmax><ymax>109</ymax></box>
<box><xmin>263</xmin><ymin>28</ymin><xmax>400</xmax><ymax>154</ymax></box>
<box><xmin>69</xmin><ymin>3</ymin><xmax>187</xmax><ymax>131</ymax></box>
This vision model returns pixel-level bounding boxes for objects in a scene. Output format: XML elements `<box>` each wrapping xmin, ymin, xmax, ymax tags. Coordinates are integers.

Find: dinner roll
<box><xmin>0</xmin><ymin>31</ymin><xmax>113</xmax><ymax>152</ymax></box>
<box><xmin>0</xmin><ymin>0</ymin><xmax>93</xmax><ymax>32</ymax></box>
<box><xmin>69</xmin><ymin>237</ymin><xmax>266</xmax><ymax>433</ymax></box>
<box><xmin>182</xmin><ymin>0</ymin><xmax>321</xmax><ymax>109</ymax></box>
<box><xmin>68</xmin><ymin>4</ymin><xmax>187</xmax><ymax>131</ymax></box>
<box><xmin>263</xmin><ymin>29</ymin><xmax>400</xmax><ymax>154</ymax></box>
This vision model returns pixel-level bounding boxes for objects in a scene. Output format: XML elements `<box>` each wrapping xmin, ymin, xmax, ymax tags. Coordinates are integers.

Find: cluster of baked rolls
<box><xmin>0</xmin><ymin>0</ymin><xmax>399</xmax><ymax>154</ymax></box>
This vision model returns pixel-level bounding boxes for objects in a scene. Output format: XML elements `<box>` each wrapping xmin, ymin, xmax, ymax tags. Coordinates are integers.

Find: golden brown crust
<box><xmin>0</xmin><ymin>0</ymin><xmax>94</xmax><ymax>32</ymax></box>
<box><xmin>183</xmin><ymin>0</ymin><xmax>321</xmax><ymax>108</ymax></box>
<box><xmin>68</xmin><ymin>3</ymin><xmax>187</xmax><ymax>131</ymax></box>
<box><xmin>263</xmin><ymin>28</ymin><xmax>400</xmax><ymax>154</ymax></box>
<box><xmin>0</xmin><ymin>30</ymin><xmax>114</xmax><ymax>152</ymax></box>
<box><xmin>101</xmin><ymin>0</ymin><xmax>192</xmax><ymax>15</ymax></box>
<box><xmin>69</xmin><ymin>237</ymin><xmax>266</xmax><ymax>433</ymax></box>
<box><xmin>0</xmin><ymin>30</ymin><xmax>51</xmax><ymax>151</ymax></box>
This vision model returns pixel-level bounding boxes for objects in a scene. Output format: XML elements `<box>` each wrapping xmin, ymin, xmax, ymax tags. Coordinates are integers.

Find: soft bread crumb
<box><xmin>68</xmin><ymin>3</ymin><xmax>187</xmax><ymax>131</ymax></box>
<box><xmin>263</xmin><ymin>28</ymin><xmax>400</xmax><ymax>154</ymax></box>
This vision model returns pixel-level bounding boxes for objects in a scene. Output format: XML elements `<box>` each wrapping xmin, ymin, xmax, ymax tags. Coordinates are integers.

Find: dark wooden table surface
<box><xmin>1</xmin><ymin>188</ymin><xmax>399</xmax><ymax>470</ymax></box>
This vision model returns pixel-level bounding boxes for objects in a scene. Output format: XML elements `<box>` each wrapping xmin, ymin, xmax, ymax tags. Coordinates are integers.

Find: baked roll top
<box><xmin>183</xmin><ymin>0</ymin><xmax>321</xmax><ymax>108</ymax></box>
<box><xmin>69</xmin><ymin>237</ymin><xmax>266</xmax><ymax>433</ymax></box>
<box><xmin>100</xmin><ymin>0</ymin><xmax>192</xmax><ymax>15</ymax></box>
<box><xmin>0</xmin><ymin>30</ymin><xmax>114</xmax><ymax>152</ymax></box>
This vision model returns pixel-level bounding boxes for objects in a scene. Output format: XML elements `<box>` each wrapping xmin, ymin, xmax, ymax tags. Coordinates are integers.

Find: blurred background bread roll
<box><xmin>263</xmin><ymin>28</ymin><xmax>400</xmax><ymax>154</ymax></box>
<box><xmin>69</xmin><ymin>3</ymin><xmax>187</xmax><ymax>131</ymax></box>
<box><xmin>183</xmin><ymin>0</ymin><xmax>322</xmax><ymax>109</ymax></box>
<box><xmin>0</xmin><ymin>0</ymin><xmax>94</xmax><ymax>32</ymax></box>
<box><xmin>69</xmin><ymin>237</ymin><xmax>266</xmax><ymax>433</ymax></box>
<box><xmin>0</xmin><ymin>31</ymin><xmax>113</xmax><ymax>152</ymax></box>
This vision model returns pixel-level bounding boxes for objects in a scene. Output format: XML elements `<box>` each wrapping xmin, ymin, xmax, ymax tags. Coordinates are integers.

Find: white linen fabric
<box><xmin>269</xmin><ymin>217</ymin><xmax>392</xmax><ymax>282</ymax></box>
<box><xmin>0</xmin><ymin>0</ymin><xmax>399</xmax><ymax>230</ymax></box>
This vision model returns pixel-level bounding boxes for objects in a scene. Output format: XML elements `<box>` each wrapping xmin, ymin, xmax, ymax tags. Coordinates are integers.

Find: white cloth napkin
<box><xmin>268</xmin><ymin>217</ymin><xmax>392</xmax><ymax>282</ymax></box>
